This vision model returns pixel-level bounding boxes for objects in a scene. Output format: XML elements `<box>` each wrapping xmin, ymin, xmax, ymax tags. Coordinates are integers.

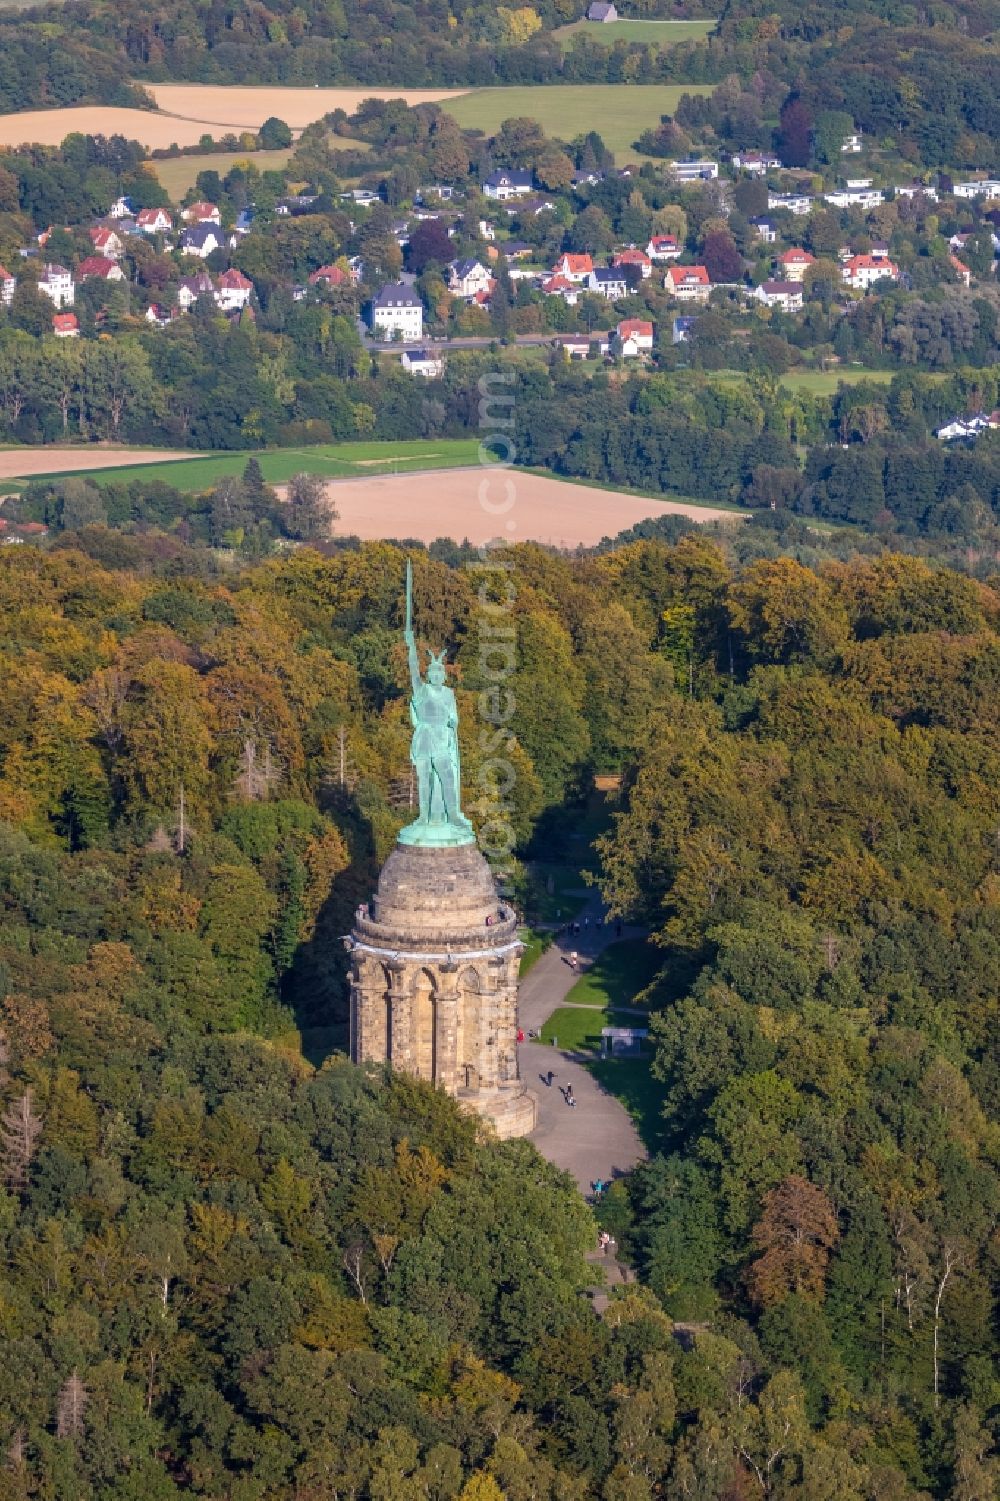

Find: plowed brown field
<box><xmin>0</xmin><ymin>447</ymin><xmax>194</xmax><ymax>479</ymax></box>
<box><xmin>146</xmin><ymin>84</ymin><xmax>467</xmax><ymax>130</ymax></box>
<box><xmin>282</xmin><ymin>469</ymin><xmax>741</xmax><ymax>547</ymax></box>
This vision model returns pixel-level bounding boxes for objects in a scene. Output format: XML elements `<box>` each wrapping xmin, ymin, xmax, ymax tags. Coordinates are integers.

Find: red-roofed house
<box><xmin>215</xmin><ymin>268</ymin><xmax>253</xmax><ymax>311</ymax></box>
<box><xmin>308</xmin><ymin>264</ymin><xmax>349</xmax><ymax>288</ymax></box>
<box><xmin>88</xmin><ymin>226</ymin><xmax>124</xmax><ymax>258</ymax></box>
<box><xmin>181</xmin><ymin>201</ymin><xmax>221</xmax><ymax>224</ymax></box>
<box><xmin>615</xmin><ymin>318</ymin><xmax>654</xmax><ymax>356</ymax></box>
<box><xmin>664</xmin><ymin>264</ymin><xmax>711</xmax><ymax>302</ymax></box>
<box><xmin>841</xmin><ymin>253</ymin><xmax>899</xmax><ymax>289</ymax></box>
<box><xmin>612</xmin><ymin>248</ymin><xmax>652</xmax><ymax>279</ymax></box>
<box><xmin>949</xmin><ymin>253</ymin><xmax>972</xmax><ymax>288</ymax></box>
<box><xmin>137</xmin><ymin>207</ymin><xmax>173</xmax><ymax>234</ymax></box>
<box><xmin>776</xmin><ymin>248</ymin><xmax>815</xmax><ymax>282</ymax></box>
<box><xmin>539</xmin><ymin>274</ymin><xmax>581</xmax><ymax>306</ymax></box>
<box><xmin>52</xmin><ymin>312</ymin><xmax>79</xmax><ymax>337</ymax></box>
<box><xmin>77</xmin><ymin>256</ymin><xmax>125</xmax><ymax>283</ymax></box>
<box><xmin>646</xmin><ymin>234</ymin><xmax>682</xmax><ymax>262</ymax></box>
<box><xmin>552</xmin><ymin>252</ymin><xmax>594</xmax><ymax>283</ymax></box>
<box><xmin>0</xmin><ymin>266</ymin><xmax>15</xmax><ymax>305</ymax></box>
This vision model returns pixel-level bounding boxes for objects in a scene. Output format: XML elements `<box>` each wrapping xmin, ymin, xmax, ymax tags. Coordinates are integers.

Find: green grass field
<box><xmin>445</xmin><ymin>84</ymin><xmax>712</xmax><ymax>160</ymax></box>
<box><xmin>553</xmin><ymin>17</ymin><xmax>716</xmax><ymax>48</ymax></box>
<box><xmin>779</xmin><ymin>368</ymin><xmax>896</xmax><ymax>396</ymax></box>
<box><xmin>563</xmin><ymin>938</ymin><xmax>663</xmax><ymax>1011</ymax></box>
<box><xmin>539</xmin><ymin>1004</ymin><xmax>644</xmax><ymax>1052</ymax></box>
<box><xmin>150</xmin><ymin>148</ymin><xmax>296</xmax><ymax>199</ymax></box>
<box><xmin>32</xmin><ymin>439</ymin><xmax>483</xmax><ymax>492</ymax></box>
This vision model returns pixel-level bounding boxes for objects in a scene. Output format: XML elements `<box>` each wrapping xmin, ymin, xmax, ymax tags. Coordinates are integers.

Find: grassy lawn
<box><xmin>150</xmin><ymin>148</ymin><xmax>296</xmax><ymax>199</ymax></box>
<box><xmin>519</xmin><ymin>927</ymin><xmax>554</xmax><ymax>977</ymax></box>
<box><xmin>563</xmin><ymin>937</ymin><xmax>663</xmax><ymax>1010</ymax></box>
<box><xmin>445</xmin><ymin>84</ymin><xmax>713</xmax><ymax>160</ymax></box>
<box><xmin>779</xmin><ymin>368</ymin><xmax>896</xmax><ymax>396</ymax></box>
<box><xmin>553</xmin><ymin>17</ymin><xmax>716</xmax><ymax>48</ymax></box>
<box><xmin>35</xmin><ymin>439</ymin><xmax>483</xmax><ymax>491</ymax></box>
<box><xmin>539</xmin><ymin>1004</ymin><xmax>646</xmax><ymax>1052</ymax></box>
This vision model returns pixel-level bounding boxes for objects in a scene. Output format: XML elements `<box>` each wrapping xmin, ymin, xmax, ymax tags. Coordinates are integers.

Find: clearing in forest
<box><xmin>444</xmin><ymin>83</ymin><xmax>713</xmax><ymax>160</ymax></box>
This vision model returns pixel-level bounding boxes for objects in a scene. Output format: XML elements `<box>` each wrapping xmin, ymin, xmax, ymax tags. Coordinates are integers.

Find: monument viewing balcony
<box><xmin>350</xmin><ymin>906</ymin><xmax>520</xmax><ymax>957</ymax></box>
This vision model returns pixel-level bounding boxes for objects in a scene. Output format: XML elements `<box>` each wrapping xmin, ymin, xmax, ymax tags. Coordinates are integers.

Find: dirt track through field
<box><xmin>281</xmin><ymin>469</ymin><xmax>740</xmax><ymax>546</ymax></box>
<box><xmin>0</xmin><ymin>448</ymin><xmax>194</xmax><ymax>479</ymax></box>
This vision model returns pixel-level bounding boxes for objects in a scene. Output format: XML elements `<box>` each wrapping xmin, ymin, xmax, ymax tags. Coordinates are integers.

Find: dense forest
<box><xmin>0</xmin><ymin>531</ymin><xmax>998</xmax><ymax>1496</ymax></box>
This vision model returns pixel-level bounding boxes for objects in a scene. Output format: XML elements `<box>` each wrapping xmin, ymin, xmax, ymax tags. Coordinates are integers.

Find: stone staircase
<box><xmin>584</xmin><ymin>1244</ymin><xmax>635</xmax><ymax>1315</ymax></box>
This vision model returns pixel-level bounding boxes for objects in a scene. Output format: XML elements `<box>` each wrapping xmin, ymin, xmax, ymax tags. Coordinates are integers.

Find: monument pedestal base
<box><xmin>459</xmin><ymin>1085</ymin><xmax>538</xmax><ymax>1140</ymax></box>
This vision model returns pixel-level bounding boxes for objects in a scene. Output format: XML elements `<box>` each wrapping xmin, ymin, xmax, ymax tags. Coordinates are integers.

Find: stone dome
<box><xmin>371</xmin><ymin>839</ymin><xmax>501</xmax><ymax>935</ymax></box>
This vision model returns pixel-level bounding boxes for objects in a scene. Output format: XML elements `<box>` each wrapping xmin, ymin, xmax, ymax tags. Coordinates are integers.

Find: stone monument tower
<box><xmin>347</xmin><ymin>564</ymin><xmax>536</xmax><ymax>1139</ymax></box>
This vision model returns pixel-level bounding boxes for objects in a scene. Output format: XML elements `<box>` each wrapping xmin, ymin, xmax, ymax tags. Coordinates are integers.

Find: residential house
<box><xmin>401</xmin><ymin>348</ymin><xmax>445</xmax><ymax>378</ymax></box>
<box><xmin>539</xmin><ymin>274</ymin><xmax>580</xmax><ymax>306</ymax></box>
<box><xmin>308</xmin><ymin>264</ymin><xmax>350</xmax><ymax>288</ymax></box>
<box><xmin>613</xmin><ymin>248</ymin><xmax>653</xmax><ymax>279</ymax></box>
<box><xmin>672</xmin><ymin>315</ymin><xmax>697</xmax><ymax>343</ymax></box>
<box><xmin>144</xmin><ymin>302</ymin><xmax>172</xmax><ymax>327</ymax></box>
<box><xmin>587</xmin><ymin>1</ymin><xmax>617</xmax><ymax>19</ymax></box>
<box><xmin>500</xmin><ymin>241</ymin><xmax>533</xmax><ymax>262</ymax></box>
<box><xmin>664</xmin><ymin>264</ymin><xmax>712</xmax><ymax>302</ymax></box>
<box><xmin>841</xmin><ymin>253</ymin><xmax>899</xmax><ymax>289</ymax></box>
<box><xmin>179</xmin><ymin>224</ymin><xmax>223</xmax><ymax>259</ymax></box>
<box><xmin>554</xmin><ymin>333</ymin><xmax>609</xmax><ymax>358</ymax></box>
<box><xmin>614</xmin><ymin>318</ymin><xmax>654</xmax><ymax>356</ymax></box>
<box><xmin>949</xmin><ymin>254</ymin><xmax>972</xmax><ymax>287</ymax></box>
<box><xmin>824</xmin><ymin>187</ymin><xmax>885</xmax><ymax>209</ymax></box>
<box><xmin>896</xmin><ymin>182</ymin><xmax>939</xmax><ymax>201</ymax></box>
<box><xmin>52</xmin><ymin>312</ymin><xmax>79</xmax><ymax>338</ymax></box>
<box><xmin>776</xmin><ymin>248</ymin><xmax>814</xmax><ymax>283</ymax></box>
<box><xmin>108</xmin><ymin>196</ymin><xmax>133</xmax><ymax>219</ymax></box>
<box><xmin>750</xmin><ymin>217</ymin><xmax>777</xmax><ymax>244</ymax></box>
<box><xmin>77</xmin><ymin>256</ymin><xmax>125</xmax><ymax>284</ymax></box>
<box><xmin>38</xmin><ymin>264</ymin><xmax>74</xmax><ymax>308</ymax></box>
<box><xmin>215</xmin><ymin>268</ymin><xmax>254</xmax><ymax>311</ymax></box>
<box><xmin>587</xmin><ymin>267</ymin><xmax>628</xmax><ymax>299</ymax></box>
<box><xmin>552</xmin><ymin>252</ymin><xmax>594</xmax><ymax>282</ymax></box>
<box><xmin>368</xmin><ymin>283</ymin><xmax>423</xmax><ymax>341</ymax></box>
<box><xmin>841</xmin><ymin>131</ymin><xmax>863</xmax><ymax>153</ymax></box>
<box><xmin>136</xmin><ymin>207</ymin><xmax>173</xmax><ymax>234</ymax></box>
<box><xmin>731</xmin><ymin>150</ymin><xmax>780</xmax><ymax>175</ymax></box>
<box><xmin>935</xmin><ymin>412</ymin><xmax>1000</xmax><ymax>441</ymax></box>
<box><xmin>176</xmin><ymin>271</ymin><xmax>216</xmax><ymax>311</ymax></box>
<box><xmin>344</xmin><ymin>188</ymin><xmax>381</xmax><ymax>206</ymax></box>
<box><xmin>276</xmin><ymin>194</ymin><xmax>318</xmax><ymax>216</ymax></box>
<box><xmin>755</xmin><ymin>280</ymin><xmax>803</xmax><ymax>311</ymax></box>
<box><xmin>448</xmin><ymin>258</ymin><xmax>493</xmax><ymax>299</ymax></box>
<box><xmin>0</xmin><ymin>266</ymin><xmax>15</xmax><ymax>305</ymax></box>
<box><xmin>482</xmin><ymin>169</ymin><xmax>533</xmax><ymax>201</ymax></box>
<box><xmin>670</xmin><ymin>159</ymin><xmax>719</xmax><ymax>183</ymax></box>
<box><xmin>952</xmin><ymin>179</ymin><xmax>1000</xmax><ymax>200</ymax></box>
<box><xmin>571</xmin><ymin>169</ymin><xmax>605</xmax><ymax>187</ymax></box>
<box><xmin>505</xmin><ymin>194</ymin><xmax>554</xmax><ymax>217</ymax></box>
<box><xmin>478</xmin><ymin>219</ymin><xmax>497</xmax><ymax>241</ymax></box>
<box><xmin>647</xmin><ymin>234</ymin><xmax>682</xmax><ymax>261</ymax></box>
<box><xmin>230</xmin><ymin>208</ymin><xmax>255</xmax><ymax>241</ymax></box>
<box><xmin>416</xmin><ymin>185</ymin><xmax>455</xmax><ymax>203</ymax></box>
<box><xmin>768</xmin><ymin>191</ymin><xmax>812</xmax><ymax>216</ymax></box>
<box><xmin>181</xmin><ymin>201</ymin><xmax>221</xmax><ymax>224</ymax></box>
<box><xmin>88</xmin><ymin>226</ymin><xmax>124</xmax><ymax>258</ymax></box>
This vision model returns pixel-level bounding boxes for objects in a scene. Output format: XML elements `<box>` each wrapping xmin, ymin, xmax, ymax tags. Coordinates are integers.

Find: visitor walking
<box><xmin>565</xmin><ymin>1085</ymin><xmax>576</xmax><ymax>1108</ymax></box>
<box><xmin>570</xmin><ymin>951</ymin><xmax>578</xmax><ymax>970</ymax></box>
<box><xmin>546</xmin><ymin>1069</ymin><xmax>555</xmax><ymax>1087</ymax></box>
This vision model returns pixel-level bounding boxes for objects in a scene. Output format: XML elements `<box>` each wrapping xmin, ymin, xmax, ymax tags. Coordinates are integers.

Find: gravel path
<box><xmin>518</xmin><ymin>896</ymin><xmax>648</xmax><ymax>1192</ymax></box>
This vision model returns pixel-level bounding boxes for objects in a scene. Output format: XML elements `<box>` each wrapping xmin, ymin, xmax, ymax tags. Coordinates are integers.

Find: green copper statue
<box><xmin>399</xmin><ymin>560</ymin><xmax>475</xmax><ymax>847</ymax></box>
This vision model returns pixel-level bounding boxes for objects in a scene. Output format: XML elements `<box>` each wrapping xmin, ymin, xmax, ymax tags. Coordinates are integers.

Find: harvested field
<box><xmin>0</xmin><ymin>108</ymin><xmax>238</xmax><ymax>151</ymax></box>
<box><xmin>284</xmin><ymin>469</ymin><xmax>740</xmax><ymax>547</ymax></box>
<box><xmin>146</xmin><ymin>84</ymin><xmax>468</xmax><ymax>130</ymax></box>
<box><xmin>0</xmin><ymin>447</ymin><xmax>194</xmax><ymax>479</ymax></box>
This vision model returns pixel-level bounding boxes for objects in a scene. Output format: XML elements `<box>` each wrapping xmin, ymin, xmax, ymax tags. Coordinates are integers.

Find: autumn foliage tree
<box><xmin>748</xmin><ymin>1176</ymin><xmax>840</xmax><ymax>1308</ymax></box>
